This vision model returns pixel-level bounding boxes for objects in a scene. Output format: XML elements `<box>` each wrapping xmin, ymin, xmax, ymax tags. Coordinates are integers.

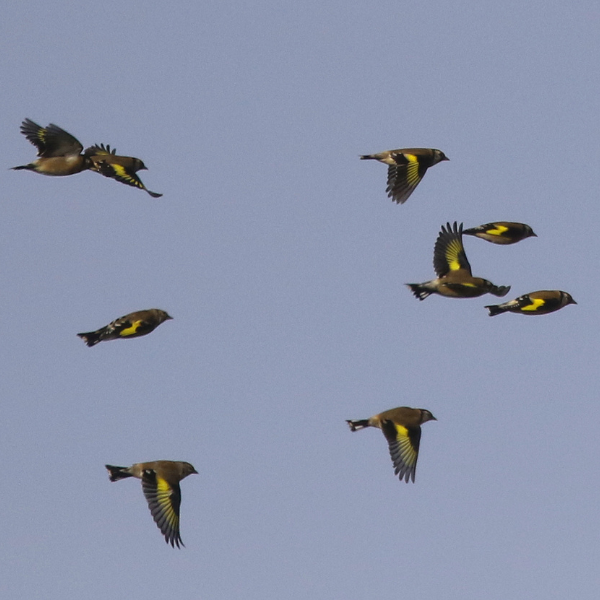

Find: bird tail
<box><xmin>485</xmin><ymin>304</ymin><xmax>506</xmax><ymax>317</ymax></box>
<box><xmin>490</xmin><ymin>285</ymin><xmax>511</xmax><ymax>297</ymax></box>
<box><xmin>146</xmin><ymin>189</ymin><xmax>163</xmax><ymax>198</ymax></box>
<box><xmin>105</xmin><ymin>465</ymin><xmax>133</xmax><ymax>482</ymax></box>
<box><xmin>359</xmin><ymin>154</ymin><xmax>376</xmax><ymax>160</ymax></box>
<box><xmin>406</xmin><ymin>284</ymin><xmax>431</xmax><ymax>301</ymax></box>
<box><xmin>346</xmin><ymin>419</ymin><xmax>370</xmax><ymax>431</ymax></box>
<box><xmin>77</xmin><ymin>330</ymin><xmax>103</xmax><ymax>347</ymax></box>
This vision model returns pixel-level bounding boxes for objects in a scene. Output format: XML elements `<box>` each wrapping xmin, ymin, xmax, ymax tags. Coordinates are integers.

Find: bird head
<box><xmin>433</xmin><ymin>149</ymin><xmax>449</xmax><ymax>163</ymax></box>
<box><xmin>182</xmin><ymin>462</ymin><xmax>198</xmax><ymax>477</ymax></box>
<box><xmin>134</xmin><ymin>158</ymin><xmax>148</xmax><ymax>171</ymax></box>
<box><xmin>420</xmin><ymin>409</ymin><xmax>437</xmax><ymax>423</ymax></box>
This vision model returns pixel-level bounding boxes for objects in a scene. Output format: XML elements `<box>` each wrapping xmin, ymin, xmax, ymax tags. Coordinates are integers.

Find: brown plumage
<box><xmin>463</xmin><ymin>222</ymin><xmax>536</xmax><ymax>245</ymax></box>
<box><xmin>77</xmin><ymin>309</ymin><xmax>172</xmax><ymax>347</ymax></box>
<box><xmin>406</xmin><ymin>222</ymin><xmax>511</xmax><ymax>300</ymax></box>
<box><xmin>106</xmin><ymin>461</ymin><xmax>198</xmax><ymax>548</ymax></box>
<box><xmin>347</xmin><ymin>407</ymin><xmax>436</xmax><ymax>483</ymax></box>
<box><xmin>486</xmin><ymin>290</ymin><xmax>576</xmax><ymax>316</ymax></box>
<box><xmin>360</xmin><ymin>147</ymin><xmax>448</xmax><ymax>204</ymax></box>
<box><xmin>85</xmin><ymin>144</ymin><xmax>162</xmax><ymax>197</ymax></box>
<box><xmin>12</xmin><ymin>118</ymin><xmax>91</xmax><ymax>176</ymax></box>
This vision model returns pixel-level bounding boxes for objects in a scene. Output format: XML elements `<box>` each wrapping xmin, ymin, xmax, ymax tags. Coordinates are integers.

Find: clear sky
<box><xmin>1</xmin><ymin>1</ymin><xmax>598</xmax><ymax>599</ymax></box>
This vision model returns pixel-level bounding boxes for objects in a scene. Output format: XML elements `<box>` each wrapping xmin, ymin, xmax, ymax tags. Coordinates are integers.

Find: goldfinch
<box><xmin>85</xmin><ymin>144</ymin><xmax>162</xmax><ymax>197</ymax></box>
<box><xmin>77</xmin><ymin>309</ymin><xmax>172</xmax><ymax>347</ymax></box>
<box><xmin>463</xmin><ymin>222</ymin><xmax>536</xmax><ymax>245</ymax></box>
<box><xmin>407</xmin><ymin>222</ymin><xmax>510</xmax><ymax>300</ymax></box>
<box><xmin>360</xmin><ymin>147</ymin><xmax>448</xmax><ymax>204</ymax></box>
<box><xmin>485</xmin><ymin>290</ymin><xmax>576</xmax><ymax>316</ymax></box>
<box><xmin>106</xmin><ymin>461</ymin><xmax>198</xmax><ymax>548</ymax></box>
<box><xmin>12</xmin><ymin>118</ymin><xmax>91</xmax><ymax>176</ymax></box>
<box><xmin>347</xmin><ymin>407</ymin><xmax>436</xmax><ymax>483</ymax></box>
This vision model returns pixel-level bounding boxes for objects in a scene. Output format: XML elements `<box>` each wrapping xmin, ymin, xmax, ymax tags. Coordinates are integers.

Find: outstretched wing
<box><xmin>94</xmin><ymin>160</ymin><xmax>162</xmax><ymax>197</ymax></box>
<box><xmin>433</xmin><ymin>222</ymin><xmax>472</xmax><ymax>277</ymax></box>
<box><xmin>385</xmin><ymin>151</ymin><xmax>428</xmax><ymax>204</ymax></box>
<box><xmin>84</xmin><ymin>143</ymin><xmax>117</xmax><ymax>157</ymax></box>
<box><xmin>142</xmin><ymin>469</ymin><xmax>184</xmax><ymax>548</ymax></box>
<box><xmin>380</xmin><ymin>419</ymin><xmax>421</xmax><ymax>483</ymax></box>
<box><xmin>20</xmin><ymin>119</ymin><xmax>83</xmax><ymax>157</ymax></box>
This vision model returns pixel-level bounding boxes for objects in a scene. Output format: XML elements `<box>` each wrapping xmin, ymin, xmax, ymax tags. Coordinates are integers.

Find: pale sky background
<box><xmin>1</xmin><ymin>1</ymin><xmax>599</xmax><ymax>599</ymax></box>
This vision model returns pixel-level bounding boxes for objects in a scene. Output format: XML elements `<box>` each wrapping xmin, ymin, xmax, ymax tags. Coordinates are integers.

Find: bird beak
<box><xmin>166</xmin><ymin>314</ymin><xmax>174</xmax><ymax>320</ymax></box>
<box><xmin>192</xmin><ymin>468</ymin><xmax>199</xmax><ymax>475</ymax></box>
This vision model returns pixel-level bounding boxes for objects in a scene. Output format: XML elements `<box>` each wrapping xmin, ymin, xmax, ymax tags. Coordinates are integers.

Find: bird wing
<box><xmin>380</xmin><ymin>420</ymin><xmax>421</xmax><ymax>483</ymax></box>
<box><xmin>93</xmin><ymin>160</ymin><xmax>145</xmax><ymax>188</ymax></box>
<box><xmin>20</xmin><ymin>119</ymin><xmax>83</xmax><ymax>157</ymax></box>
<box><xmin>93</xmin><ymin>160</ymin><xmax>162</xmax><ymax>197</ymax></box>
<box><xmin>142</xmin><ymin>469</ymin><xmax>183</xmax><ymax>548</ymax></box>
<box><xmin>385</xmin><ymin>152</ymin><xmax>426</xmax><ymax>204</ymax></box>
<box><xmin>433</xmin><ymin>222</ymin><xmax>472</xmax><ymax>277</ymax></box>
<box><xmin>106</xmin><ymin>315</ymin><xmax>153</xmax><ymax>338</ymax></box>
<box><xmin>84</xmin><ymin>143</ymin><xmax>117</xmax><ymax>158</ymax></box>
<box><xmin>517</xmin><ymin>296</ymin><xmax>545</xmax><ymax>312</ymax></box>
<box><xmin>116</xmin><ymin>319</ymin><xmax>146</xmax><ymax>337</ymax></box>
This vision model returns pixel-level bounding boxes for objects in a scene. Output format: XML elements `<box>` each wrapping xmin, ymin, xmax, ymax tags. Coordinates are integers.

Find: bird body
<box><xmin>12</xmin><ymin>119</ymin><xmax>91</xmax><ymax>176</ymax></box>
<box><xmin>463</xmin><ymin>222</ymin><xmax>536</xmax><ymax>245</ymax></box>
<box><xmin>485</xmin><ymin>290</ymin><xmax>576</xmax><ymax>316</ymax></box>
<box><xmin>106</xmin><ymin>461</ymin><xmax>198</xmax><ymax>548</ymax></box>
<box><xmin>360</xmin><ymin>147</ymin><xmax>448</xmax><ymax>204</ymax></box>
<box><xmin>347</xmin><ymin>406</ymin><xmax>436</xmax><ymax>483</ymax></box>
<box><xmin>85</xmin><ymin>144</ymin><xmax>162</xmax><ymax>197</ymax></box>
<box><xmin>407</xmin><ymin>222</ymin><xmax>510</xmax><ymax>300</ymax></box>
<box><xmin>77</xmin><ymin>309</ymin><xmax>172</xmax><ymax>347</ymax></box>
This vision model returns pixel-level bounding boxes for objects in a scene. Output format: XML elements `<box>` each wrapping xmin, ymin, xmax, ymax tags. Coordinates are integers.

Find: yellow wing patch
<box><xmin>521</xmin><ymin>298</ymin><xmax>545</xmax><ymax>311</ymax></box>
<box><xmin>487</xmin><ymin>225</ymin><xmax>509</xmax><ymax>236</ymax></box>
<box><xmin>394</xmin><ymin>424</ymin><xmax>418</xmax><ymax>467</ymax></box>
<box><xmin>119</xmin><ymin>320</ymin><xmax>143</xmax><ymax>337</ymax></box>
<box><xmin>404</xmin><ymin>155</ymin><xmax>421</xmax><ymax>186</ymax></box>
<box><xmin>110</xmin><ymin>164</ymin><xmax>128</xmax><ymax>177</ymax></box>
<box><xmin>155</xmin><ymin>477</ymin><xmax>179</xmax><ymax>529</ymax></box>
<box><xmin>445</xmin><ymin>238</ymin><xmax>465</xmax><ymax>271</ymax></box>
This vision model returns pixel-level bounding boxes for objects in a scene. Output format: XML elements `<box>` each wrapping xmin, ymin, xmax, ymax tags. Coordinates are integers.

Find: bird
<box><xmin>463</xmin><ymin>222</ymin><xmax>537</xmax><ymax>245</ymax></box>
<box><xmin>12</xmin><ymin>118</ymin><xmax>91</xmax><ymax>176</ymax></box>
<box><xmin>85</xmin><ymin>143</ymin><xmax>162</xmax><ymax>197</ymax></box>
<box><xmin>105</xmin><ymin>461</ymin><xmax>198</xmax><ymax>548</ymax></box>
<box><xmin>485</xmin><ymin>290</ymin><xmax>576</xmax><ymax>316</ymax></box>
<box><xmin>360</xmin><ymin>147</ymin><xmax>448</xmax><ymax>204</ymax></box>
<box><xmin>406</xmin><ymin>222</ymin><xmax>511</xmax><ymax>300</ymax></box>
<box><xmin>77</xmin><ymin>309</ymin><xmax>173</xmax><ymax>347</ymax></box>
<box><xmin>346</xmin><ymin>407</ymin><xmax>436</xmax><ymax>483</ymax></box>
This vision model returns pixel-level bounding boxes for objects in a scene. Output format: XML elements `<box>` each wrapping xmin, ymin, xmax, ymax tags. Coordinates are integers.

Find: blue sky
<box><xmin>1</xmin><ymin>1</ymin><xmax>599</xmax><ymax>599</ymax></box>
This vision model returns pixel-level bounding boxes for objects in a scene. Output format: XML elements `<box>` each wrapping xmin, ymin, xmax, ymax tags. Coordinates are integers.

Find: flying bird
<box><xmin>106</xmin><ymin>461</ymin><xmax>198</xmax><ymax>548</ymax></box>
<box><xmin>463</xmin><ymin>222</ymin><xmax>536</xmax><ymax>245</ymax></box>
<box><xmin>12</xmin><ymin>118</ymin><xmax>91</xmax><ymax>176</ymax></box>
<box><xmin>85</xmin><ymin>143</ymin><xmax>162</xmax><ymax>197</ymax></box>
<box><xmin>360</xmin><ymin>147</ymin><xmax>448</xmax><ymax>204</ymax></box>
<box><xmin>406</xmin><ymin>221</ymin><xmax>511</xmax><ymax>300</ymax></box>
<box><xmin>77</xmin><ymin>309</ymin><xmax>172</xmax><ymax>347</ymax></box>
<box><xmin>485</xmin><ymin>290</ymin><xmax>576</xmax><ymax>316</ymax></box>
<box><xmin>347</xmin><ymin>407</ymin><xmax>436</xmax><ymax>483</ymax></box>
